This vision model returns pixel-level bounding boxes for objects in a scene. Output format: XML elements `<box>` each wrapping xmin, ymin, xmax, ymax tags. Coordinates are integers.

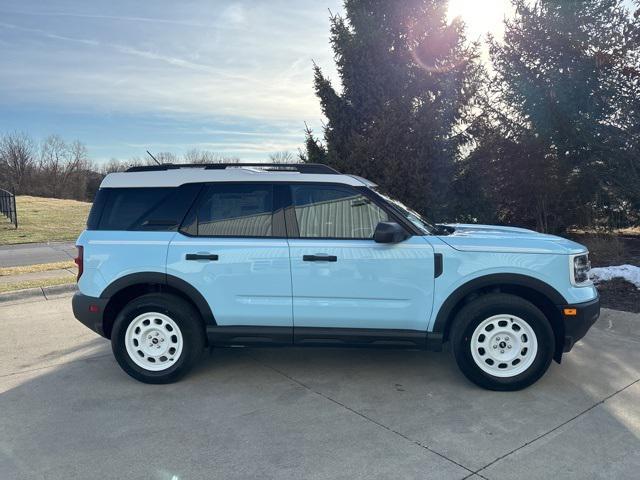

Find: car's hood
<box><xmin>435</xmin><ymin>223</ymin><xmax>587</xmax><ymax>255</ymax></box>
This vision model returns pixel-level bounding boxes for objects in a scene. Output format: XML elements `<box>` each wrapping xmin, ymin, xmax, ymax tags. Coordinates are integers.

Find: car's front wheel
<box><xmin>451</xmin><ymin>293</ymin><xmax>555</xmax><ymax>391</ymax></box>
<box><xmin>111</xmin><ymin>293</ymin><xmax>205</xmax><ymax>384</ymax></box>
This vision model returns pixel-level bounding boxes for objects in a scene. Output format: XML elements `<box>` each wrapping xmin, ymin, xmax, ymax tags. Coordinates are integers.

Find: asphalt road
<box><xmin>0</xmin><ymin>242</ymin><xmax>76</xmax><ymax>268</ymax></box>
<box><xmin>1</xmin><ymin>295</ymin><xmax>639</xmax><ymax>480</ymax></box>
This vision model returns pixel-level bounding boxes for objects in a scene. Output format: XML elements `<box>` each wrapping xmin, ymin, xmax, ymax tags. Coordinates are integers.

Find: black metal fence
<box><xmin>0</xmin><ymin>188</ymin><xmax>17</xmax><ymax>229</ymax></box>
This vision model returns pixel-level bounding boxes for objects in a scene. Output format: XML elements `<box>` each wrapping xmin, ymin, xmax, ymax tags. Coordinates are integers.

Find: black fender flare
<box><xmin>432</xmin><ymin>273</ymin><xmax>567</xmax><ymax>335</ymax></box>
<box><xmin>100</xmin><ymin>272</ymin><xmax>215</xmax><ymax>325</ymax></box>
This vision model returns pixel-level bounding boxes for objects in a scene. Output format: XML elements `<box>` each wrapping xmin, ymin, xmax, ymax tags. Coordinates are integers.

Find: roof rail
<box><xmin>126</xmin><ymin>163</ymin><xmax>339</xmax><ymax>174</ymax></box>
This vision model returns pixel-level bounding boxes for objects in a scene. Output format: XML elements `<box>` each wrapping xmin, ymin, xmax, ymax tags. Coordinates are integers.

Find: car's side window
<box><xmin>190</xmin><ymin>184</ymin><xmax>275</xmax><ymax>237</ymax></box>
<box><xmin>290</xmin><ymin>184</ymin><xmax>389</xmax><ymax>239</ymax></box>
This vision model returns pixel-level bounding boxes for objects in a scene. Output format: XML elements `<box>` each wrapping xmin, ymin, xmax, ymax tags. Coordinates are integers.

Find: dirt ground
<box><xmin>570</xmin><ymin>233</ymin><xmax>640</xmax><ymax>313</ymax></box>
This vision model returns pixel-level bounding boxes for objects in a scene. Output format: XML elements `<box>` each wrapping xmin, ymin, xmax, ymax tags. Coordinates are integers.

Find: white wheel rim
<box><xmin>125</xmin><ymin>312</ymin><xmax>184</xmax><ymax>372</ymax></box>
<box><xmin>470</xmin><ymin>314</ymin><xmax>538</xmax><ymax>378</ymax></box>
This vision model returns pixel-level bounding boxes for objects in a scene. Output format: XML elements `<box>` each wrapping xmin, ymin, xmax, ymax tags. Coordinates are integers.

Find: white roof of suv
<box><xmin>100</xmin><ymin>164</ymin><xmax>376</xmax><ymax>189</ymax></box>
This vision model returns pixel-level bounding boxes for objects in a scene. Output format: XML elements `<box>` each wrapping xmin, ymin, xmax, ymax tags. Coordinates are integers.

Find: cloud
<box><xmin>0</xmin><ymin>2</ymin><xmax>339</xmax><ymax>120</ymax></box>
<box><xmin>220</xmin><ymin>4</ymin><xmax>246</xmax><ymax>26</ymax></box>
<box><xmin>0</xmin><ymin>10</ymin><xmax>213</xmax><ymax>28</ymax></box>
<box><xmin>179</xmin><ymin>128</ymin><xmax>302</xmax><ymax>138</ymax></box>
<box><xmin>126</xmin><ymin>140</ymin><xmax>302</xmax><ymax>153</ymax></box>
<box><xmin>0</xmin><ymin>0</ymin><xmax>342</xmax><ymax>160</ymax></box>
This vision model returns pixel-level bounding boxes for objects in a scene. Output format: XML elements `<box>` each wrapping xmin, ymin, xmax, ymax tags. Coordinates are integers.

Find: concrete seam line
<box><xmin>461</xmin><ymin>474</ymin><xmax>487</xmax><ymax>480</ymax></box>
<box><xmin>473</xmin><ymin>376</ymin><xmax>640</xmax><ymax>476</ymax></box>
<box><xmin>244</xmin><ymin>352</ymin><xmax>479</xmax><ymax>478</ymax></box>
<box><xmin>41</xmin><ymin>287</ymin><xmax>48</xmax><ymax>300</ymax></box>
<box><xmin>0</xmin><ymin>292</ymin><xmax>73</xmax><ymax>307</ymax></box>
<box><xmin>42</xmin><ymin>284</ymin><xmax>77</xmax><ymax>297</ymax></box>
<box><xmin>0</xmin><ymin>288</ymin><xmax>44</xmax><ymax>304</ymax></box>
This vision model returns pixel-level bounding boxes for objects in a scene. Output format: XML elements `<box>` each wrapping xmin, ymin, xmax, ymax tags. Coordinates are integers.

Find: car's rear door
<box><xmin>285</xmin><ymin>183</ymin><xmax>435</xmax><ymax>338</ymax></box>
<box><xmin>166</xmin><ymin>183</ymin><xmax>293</xmax><ymax>338</ymax></box>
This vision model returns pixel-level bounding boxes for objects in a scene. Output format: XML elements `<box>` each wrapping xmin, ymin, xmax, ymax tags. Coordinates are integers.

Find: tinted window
<box><xmin>98</xmin><ymin>188</ymin><xmax>173</xmax><ymax>230</ymax></box>
<box><xmin>194</xmin><ymin>184</ymin><xmax>274</xmax><ymax>237</ymax></box>
<box><xmin>86</xmin><ymin>189</ymin><xmax>109</xmax><ymax>230</ymax></box>
<box><xmin>291</xmin><ymin>185</ymin><xmax>388</xmax><ymax>239</ymax></box>
<box><xmin>133</xmin><ymin>184</ymin><xmax>201</xmax><ymax>231</ymax></box>
<box><xmin>95</xmin><ymin>185</ymin><xmax>200</xmax><ymax>231</ymax></box>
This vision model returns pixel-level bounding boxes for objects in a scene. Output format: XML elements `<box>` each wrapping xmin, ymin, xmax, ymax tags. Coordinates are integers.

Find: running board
<box><xmin>206</xmin><ymin>326</ymin><xmax>443</xmax><ymax>351</ymax></box>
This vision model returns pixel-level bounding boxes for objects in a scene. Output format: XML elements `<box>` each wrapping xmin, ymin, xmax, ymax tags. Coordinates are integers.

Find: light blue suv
<box><xmin>72</xmin><ymin>163</ymin><xmax>600</xmax><ymax>390</ymax></box>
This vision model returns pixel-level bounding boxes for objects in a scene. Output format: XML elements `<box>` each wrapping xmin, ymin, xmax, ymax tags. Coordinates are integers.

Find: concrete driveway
<box><xmin>0</xmin><ymin>242</ymin><xmax>76</xmax><ymax>268</ymax></box>
<box><xmin>1</xmin><ymin>295</ymin><xmax>638</xmax><ymax>480</ymax></box>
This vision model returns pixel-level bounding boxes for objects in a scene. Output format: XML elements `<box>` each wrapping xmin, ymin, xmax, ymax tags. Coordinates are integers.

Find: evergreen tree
<box><xmin>304</xmin><ymin>0</ymin><xmax>482</xmax><ymax>220</ymax></box>
<box><xmin>468</xmin><ymin>0</ymin><xmax>640</xmax><ymax>231</ymax></box>
<box><xmin>298</xmin><ymin>124</ymin><xmax>328</xmax><ymax>163</ymax></box>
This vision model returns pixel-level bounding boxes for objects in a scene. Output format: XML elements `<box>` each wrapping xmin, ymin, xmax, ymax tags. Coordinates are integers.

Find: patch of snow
<box><xmin>590</xmin><ymin>265</ymin><xmax>640</xmax><ymax>290</ymax></box>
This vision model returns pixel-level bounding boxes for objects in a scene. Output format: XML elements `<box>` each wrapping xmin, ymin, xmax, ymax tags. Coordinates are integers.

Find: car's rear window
<box><xmin>88</xmin><ymin>184</ymin><xmax>201</xmax><ymax>231</ymax></box>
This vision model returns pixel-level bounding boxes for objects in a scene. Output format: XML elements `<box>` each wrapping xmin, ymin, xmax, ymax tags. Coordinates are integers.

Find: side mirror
<box><xmin>374</xmin><ymin>222</ymin><xmax>409</xmax><ymax>243</ymax></box>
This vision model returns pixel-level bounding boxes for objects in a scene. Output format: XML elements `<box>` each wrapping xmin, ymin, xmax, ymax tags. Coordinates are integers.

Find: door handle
<box><xmin>303</xmin><ymin>254</ymin><xmax>337</xmax><ymax>262</ymax></box>
<box><xmin>186</xmin><ymin>253</ymin><xmax>219</xmax><ymax>261</ymax></box>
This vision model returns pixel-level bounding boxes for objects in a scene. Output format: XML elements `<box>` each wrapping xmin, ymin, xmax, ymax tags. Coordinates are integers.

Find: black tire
<box><xmin>111</xmin><ymin>293</ymin><xmax>205</xmax><ymax>384</ymax></box>
<box><xmin>450</xmin><ymin>293</ymin><xmax>555</xmax><ymax>391</ymax></box>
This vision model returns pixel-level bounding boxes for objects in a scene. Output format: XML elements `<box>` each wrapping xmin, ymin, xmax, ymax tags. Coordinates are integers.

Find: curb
<box><xmin>0</xmin><ymin>283</ymin><xmax>77</xmax><ymax>304</ymax></box>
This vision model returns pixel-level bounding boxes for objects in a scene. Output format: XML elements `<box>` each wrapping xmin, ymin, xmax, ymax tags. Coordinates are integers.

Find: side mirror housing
<box><xmin>374</xmin><ymin>222</ymin><xmax>409</xmax><ymax>243</ymax></box>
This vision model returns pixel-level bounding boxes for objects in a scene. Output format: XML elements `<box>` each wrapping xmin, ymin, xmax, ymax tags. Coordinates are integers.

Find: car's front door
<box><xmin>286</xmin><ymin>183</ymin><xmax>435</xmax><ymax>336</ymax></box>
<box><xmin>166</xmin><ymin>183</ymin><xmax>292</xmax><ymax>333</ymax></box>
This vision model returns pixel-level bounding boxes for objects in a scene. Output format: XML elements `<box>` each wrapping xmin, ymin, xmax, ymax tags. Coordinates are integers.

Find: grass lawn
<box><xmin>0</xmin><ymin>196</ymin><xmax>91</xmax><ymax>245</ymax></box>
<box><xmin>0</xmin><ymin>276</ymin><xmax>75</xmax><ymax>294</ymax></box>
<box><xmin>0</xmin><ymin>260</ymin><xmax>76</xmax><ymax>277</ymax></box>
<box><xmin>0</xmin><ymin>260</ymin><xmax>77</xmax><ymax>294</ymax></box>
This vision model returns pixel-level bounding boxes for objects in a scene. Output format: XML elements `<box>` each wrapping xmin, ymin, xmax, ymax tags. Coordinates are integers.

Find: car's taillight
<box><xmin>74</xmin><ymin>246</ymin><xmax>83</xmax><ymax>282</ymax></box>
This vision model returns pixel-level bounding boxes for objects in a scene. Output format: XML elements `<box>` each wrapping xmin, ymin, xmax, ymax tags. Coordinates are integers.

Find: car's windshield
<box><xmin>372</xmin><ymin>189</ymin><xmax>436</xmax><ymax>235</ymax></box>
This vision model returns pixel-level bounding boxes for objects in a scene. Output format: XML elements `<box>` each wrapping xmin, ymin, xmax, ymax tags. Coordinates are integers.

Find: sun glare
<box><xmin>447</xmin><ymin>0</ymin><xmax>513</xmax><ymax>40</ymax></box>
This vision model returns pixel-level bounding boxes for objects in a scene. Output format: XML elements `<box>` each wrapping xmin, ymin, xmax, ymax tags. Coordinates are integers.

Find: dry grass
<box><xmin>617</xmin><ymin>226</ymin><xmax>640</xmax><ymax>237</ymax></box>
<box><xmin>0</xmin><ymin>261</ymin><xmax>76</xmax><ymax>277</ymax></box>
<box><xmin>577</xmin><ymin>234</ymin><xmax>629</xmax><ymax>267</ymax></box>
<box><xmin>570</xmin><ymin>226</ymin><xmax>640</xmax><ymax>237</ymax></box>
<box><xmin>0</xmin><ymin>276</ymin><xmax>74</xmax><ymax>294</ymax></box>
<box><xmin>0</xmin><ymin>195</ymin><xmax>91</xmax><ymax>245</ymax></box>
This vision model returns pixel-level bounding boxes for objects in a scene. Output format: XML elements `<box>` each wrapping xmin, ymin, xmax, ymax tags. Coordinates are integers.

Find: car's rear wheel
<box><xmin>111</xmin><ymin>293</ymin><xmax>205</xmax><ymax>384</ymax></box>
<box><xmin>451</xmin><ymin>293</ymin><xmax>555</xmax><ymax>391</ymax></box>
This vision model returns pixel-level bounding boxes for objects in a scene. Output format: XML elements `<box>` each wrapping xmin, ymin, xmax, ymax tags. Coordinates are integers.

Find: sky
<box><xmin>0</xmin><ymin>0</ymin><xmax>345</xmax><ymax>162</ymax></box>
<box><xmin>2</xmin><ymin>0</ymin><xmax>632</xmax><ymax>164</ymax></box>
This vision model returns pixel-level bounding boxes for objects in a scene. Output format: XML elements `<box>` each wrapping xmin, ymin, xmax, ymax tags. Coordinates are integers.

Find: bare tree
<box><xmin>101</xmin><ymin>158</ymin><xmax>129</xmax><ymax>174</ymax></box>
<box><xmin>38</xmin><ymin>135</ymin><xmax>69</xmax><ymax>197</ymax></box>
<box><xmin>128</xmin><ymin>156</ymin><xmax>147</xmax><ymax>168</ymax></box>
<box><xmin>183</xmin><ymin>148</ymin><xmax>240</xmax><ymax>164</ymax></box>
<box><xmin>64</xmin><ymin>140</ymin><xmax>90</xmax><ymax>199</ymax></box>
<box><xmin>268</xmin><ymin>151</ymin><xmax>295</xmax><ymax>164</ymax></box>
<box><xmin>152</xmin><ymin>152</ymin><xmax>179</xmax><ymax>165</ymax></box>
<box><xmin>0</xmin><ymin>132</ymin><xmax>36</xmax><ymax>193</ymax></box>
<box><xmin>36</xmin><ymin>135</ymin><xmax>92</xmax><ymax>198</ymax></box>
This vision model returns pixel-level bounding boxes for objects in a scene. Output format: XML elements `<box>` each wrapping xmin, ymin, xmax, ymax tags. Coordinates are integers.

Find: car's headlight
<box><xmin>571</xmin><ymin>253</ymin><xmax>591</xmax><ymax>286</ymax></box>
